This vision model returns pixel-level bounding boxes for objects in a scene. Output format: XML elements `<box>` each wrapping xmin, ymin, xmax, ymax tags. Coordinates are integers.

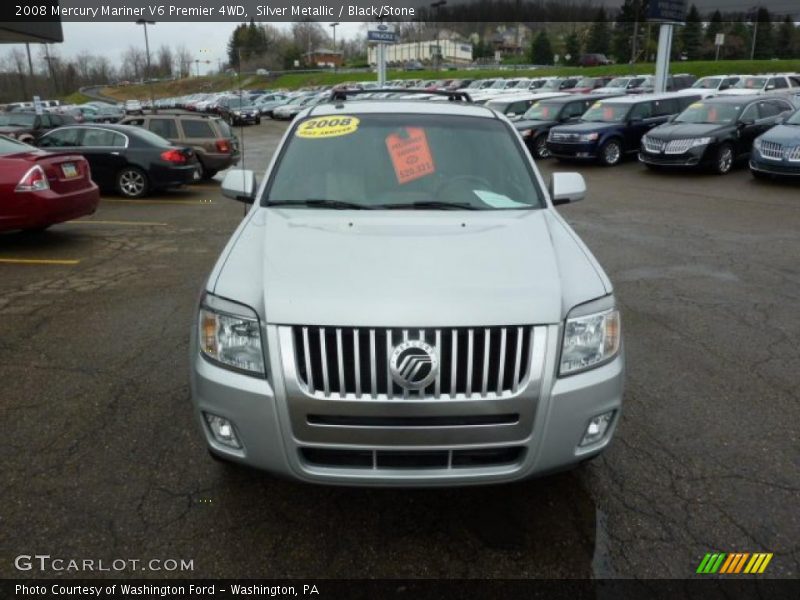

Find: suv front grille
<box><xmin>300</xmin><ymin>446</ymin><xmax>525</xmax><ymax>469</ymax></box>
<box><xmin>292</xmin><ymin>326</ymin><xmax>533</xmax><ymax>400</ymax></box>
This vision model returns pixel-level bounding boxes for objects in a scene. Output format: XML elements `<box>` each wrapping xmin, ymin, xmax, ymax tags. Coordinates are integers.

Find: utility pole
<box><xmin>329</xmin><ymin>22</ymin><xmax>339</xmax><ymax>72</ymax></box>
<box><xmin>136</xmin><ymin>19</ymin><xmax>156</xmax><ymax>113</ymax></box>
<box><xmin>750</xmin><ymin>11</ymin><xmax>759</xmax><ymax>60</ymax></box>
<box><xmin>25</xmin><ymin>43</ymin><xmax>34</xmax><ymax>76</ymax></box>
<box><xmin>430</xmin><ymin>1</ymin><xmax>447</xmax><ymax>71</ymax></box>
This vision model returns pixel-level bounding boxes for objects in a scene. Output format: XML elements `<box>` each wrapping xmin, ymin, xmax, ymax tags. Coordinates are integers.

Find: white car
<box><xmin>718</xmin><ymin>74</ymin><xmax>800</xmax><ymax>96</ymax></box>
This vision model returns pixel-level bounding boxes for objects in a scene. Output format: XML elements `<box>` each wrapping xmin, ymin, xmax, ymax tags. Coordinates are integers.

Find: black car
<box><xmin>515</xmin><ymin>94</ymin><xmax>622</xmax><ymax>158</ymax></box>
<box><xmin>0</xmin><ymin>111</ymin><xmax>76</xmax><ymax>144</ymax></box>
<box><xmin>640</xmin><ymin>95</ymin><xmax>795</xmax><ymax>174</ymax></box>
<box><xmin>217</xmin><ymin>96</ymin><xmax>261</xmax><ymax>126</ymax></box>
<box><xmin>546</xmin><ymin>93</ymin><xmax>703</xmax><ymax>166</ymax></box>
<box><xmin>36</xmin><ymin>124</ymin><xmax>199</xmax><ymax>198</ymax></box>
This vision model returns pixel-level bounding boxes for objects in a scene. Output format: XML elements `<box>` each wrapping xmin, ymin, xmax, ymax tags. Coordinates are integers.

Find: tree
<box><xmin>612</xmin><ymin>0</ymin><xmax>646</xmax><ymax>63</ymax></box>
<box><xmin>681</xmin><ymin>4</ymin><xmax>703</xmax><ymax>60</ymax></box>
<box><xmin>752</xmin><ymin>7</ymin><xmax>774</xmax><ymax>60</ymax></box>
<box><xmin>586</xmin><ymin>7</ymin><xmax>610</xmax><ymax>55</ymax></box>
<box><xmin>174</xmin><ymin>44</ymin><xmax>193</xmax><ymax>78</ymax></box>
<box><xmin>775</xmin><ymin>15</ymin><xmax>795</xmax><ymax>60</ymax></box>
<box><xmin>530</xmin><ymin>30</ymin><xmax>553</xmax><ymax>65</ymax></box>
<box><xmin>156</xmin><ymin>45</ymin><xmax>173</xmax><ymax>78</ymax></box>
<box><xmin>564</xmin><ymin>31</ymin><xmax>581</xmax><ymax>65</ymax></box>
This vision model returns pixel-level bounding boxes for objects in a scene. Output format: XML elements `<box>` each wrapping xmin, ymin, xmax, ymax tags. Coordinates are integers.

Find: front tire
<box><xmin>116</xmin><ymin>166</ymin><xmax>149</xmax><ymax>198</ymax></box>
<box><xmin>599</xmin><ymin>138</ymin><xmax>622</xmax><ymax>166</ymax></box>
<box><xmin>533</xmin><ymin>134</ymin><xmax>551</xmax><ymax>159</ymax></box>
<box><xmin>713</xmin><ymin>143</ymin><xmax>734</xmax><ymax>175</ymax></box>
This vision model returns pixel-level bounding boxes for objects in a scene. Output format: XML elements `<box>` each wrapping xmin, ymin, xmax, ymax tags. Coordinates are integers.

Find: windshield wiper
<box><xmin>267</xmin><ymin>199</ymin><xmax>373</xmax><ymax>210</ymax></box>
<box><xmin>373</xmin><ymin>201</ymin><xmax>480</xmax><ymax>210</ymax></box>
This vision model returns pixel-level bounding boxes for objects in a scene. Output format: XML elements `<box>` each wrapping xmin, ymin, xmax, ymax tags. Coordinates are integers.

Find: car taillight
<box><xmin>215</xmin><ymin>140</ymin><xmax>231</xmax><ymax>153</ymax></box>
<box><xmin>16</xmin><ymin>165</ymin><xmax>50</xmax><ymax>192</ymax></box>
<box><xmin>160</xmin><ymin>149</ymin><xmax>187</xmax><ymax>164</ymax></box>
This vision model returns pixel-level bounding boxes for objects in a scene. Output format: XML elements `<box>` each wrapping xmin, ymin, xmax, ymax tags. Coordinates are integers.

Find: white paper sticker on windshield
<box><xmin>473</xmin><ymin>190</ymin><xmax>528</xmax><ymax>208</ymax></box>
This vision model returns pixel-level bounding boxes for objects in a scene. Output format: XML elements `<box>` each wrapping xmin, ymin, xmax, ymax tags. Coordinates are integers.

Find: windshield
<box><xmin>0</xmin><ymin>113</ymin><xmax>36</xmax><ymax>127</ymax></box>
<box><xmin>581</xmin><ymin>102</ymin><xmax>629</xmax><ymax>123</ymax></box>
<box><xmin>523</xmin><ymin>101</ymin><xmax>562</xmax><ymax>121</ymax></box>
<box><xmin>466</xmin><ymin>81</ymin><xmax>483</xmax><ymax>89</ymax></box>
<box><xmin>540</xmin><ymin>80</ymin><xmax>562</xmax><ymax>90</ymax></box>
<box><xmin>786</xmin><ymin>110</ymin><xmax>800</xmax><ymax>125</ymax></box>
<box><xmin>693</xmin><ymin>78</ymin><xmax>721</xmax><ymax>89</ymax></box>
<box><xmin>228</xmin><ymin>98</ymin><xmax>253</xmax><ymax>109</ymax></box>
<box><xmin>576</xmin><ymin>78</ymin><xmax>596</xmax><ymax>88</ymax></box>
<box><xmin>265</xmin><ymin>114</ymin><xmax>543</xmax><ymax>210</ymax></box>
<box><xmin>490</xmin><ymin>80</ymin><xmax>507</xmax><ymax>89</ymax></box>
<box><xmin>675</xmin><ymin>101</ymin><xmax>742</xmax><ymax>124</ymax></box>
<box><xmin>0</xmin><ymin>135</ymin><xmax>34</xmax><ymax>154</ymax></box>
<box><xmin>736</xmin><ymin>77</ymin><xmax>767</xmax><ymax>89</ymax></box>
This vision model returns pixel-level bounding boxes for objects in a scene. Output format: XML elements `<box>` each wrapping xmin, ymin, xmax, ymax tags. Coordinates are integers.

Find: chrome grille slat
<box><xmin>293</xmin><ymin>325</ymin><xmax>535</xmax><ymax>400</ymax></box>
<box><xmin>760</xmin><ymin>140</ymin><xmax>783</xmax><ymax>160</ymax></box>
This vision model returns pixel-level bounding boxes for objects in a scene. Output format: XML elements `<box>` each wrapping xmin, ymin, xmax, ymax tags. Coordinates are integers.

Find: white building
<box><xmin>368</xmin><ymin>39</ymin><xmax>473</xmax><ymax>67</ymax></box>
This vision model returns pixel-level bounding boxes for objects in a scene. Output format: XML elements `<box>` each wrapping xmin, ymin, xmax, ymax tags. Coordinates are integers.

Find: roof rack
<box><xmin>328</xmin><ymin>88</ymin><xmax>473</xmax><ymax>103</ymax></box>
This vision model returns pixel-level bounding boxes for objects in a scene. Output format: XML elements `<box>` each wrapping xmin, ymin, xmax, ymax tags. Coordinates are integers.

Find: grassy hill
<box><xmin>100</xmin><ymin>59</ymin><xmax>800</xmax><ymax>100</ymax></box>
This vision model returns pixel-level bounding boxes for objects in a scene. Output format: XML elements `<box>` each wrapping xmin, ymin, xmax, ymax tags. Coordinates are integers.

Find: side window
<box><xmin>37</xmin><ymin>114</ymin><xmax>50</xmax><ymax>128</ymax></box>
<box><xmin>653</xmin><ymin>99</ymin><xmax>677</xmax><ymax>116</ymax></box>
<box><xmin>769</xmin><ymin>77</ymin><xmax>788</xmax><ymax>90</ymax></box>
<box><xmin>124</xmin><ymin>118</ymin><xmax>145</xmax><ymax>127</ymax></box>
<box><xmin>722</xmin><ymin>78</ymin><xmax>739</xmax><ymax>90</ymax></box>
<box><xmin>563</xmin><ymin>101</ymin><xmax>585</xmax><ymax>118</ymax></box>
<box><xmin>630</xmin><ymin>102</ymin><xmax>653</xmax><ymax>119</ymax></box>
<box><xmin>790</xmin><ymin>77</ymin><xmax>800</xmax><ymax>88</ymax></box>
<box><xmin>740</xmin><ymin>103</ymin><xmax>759</xmax><ymax>122</ymax></box>
<box><xmin>677</xmin><ymin>95</ymin><xmax>701</xmax><ymax>110</ymax></box>
<box><xmin>49</xmin><ymin>115</ymin><xmax>63</xmax><ymax>126</ymax></box>
<box><xmin>38</xmin><ymin>128</ymin><xmax>82</xmax><ymax>147</ymax></box>
<box><xmin>180</xmin><ymin>119</ymin><xmax>215</xmax><ymax>138</ymax></box>
<box><xmin>82</xmin><ymin>129</ymin><xmax>126</xmax><ymax>147</ymax></box>
<box><xmin>756</xmin><ymin>101</ymin><xmax>779</xmax><ymax>119</ymax></box>
<box><xmin>148</xmin><ymin>118</ymin><xmax>178</xmax><ymax>139</ymax></box>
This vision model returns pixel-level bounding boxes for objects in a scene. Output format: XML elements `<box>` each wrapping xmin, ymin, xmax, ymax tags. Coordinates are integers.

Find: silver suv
<box><xmin>190</xmin><ymin>95</ymin><xmax>624</xmax><ymax>486</ymax></box>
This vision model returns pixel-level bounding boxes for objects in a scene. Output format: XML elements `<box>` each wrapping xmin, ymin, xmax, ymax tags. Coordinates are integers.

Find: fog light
<box><xmin>204</xmin><ymin>413</ymin><xmax>242</xmax><ymax>449</ymax></box>
<box><xmin>580</xmin><ymin>411</ymin><xmax>614</xmax><ymax>447</ymax></box>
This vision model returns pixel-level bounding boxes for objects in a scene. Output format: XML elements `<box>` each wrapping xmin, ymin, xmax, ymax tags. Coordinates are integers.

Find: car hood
<box><xmin>718</xmin><ymin>89</ymin><xmax>759</xmax><ymax>96</ymax></box>
<box><xmin>552</xmin><ymin>121</ymin><xmax>617</xmax><ymax>134</ymax></box>
<box><xmin>515</xmin><ymin>119</ymin><xmax>556</xmax><ymax>131</ymax></box>
<box><xmin>758</xmin><ymin>123</ymin><xmax>800</xmax><ymax>144</ymax></box>
<box><xmin>648</xmin><ymin>122</ymin><xmax>728</xmax><ymax>139</ymax></box>
<box><xmin>212</xmin><ymin>209</ymin><xmax>609</xmax><ymax>327</ymax></box>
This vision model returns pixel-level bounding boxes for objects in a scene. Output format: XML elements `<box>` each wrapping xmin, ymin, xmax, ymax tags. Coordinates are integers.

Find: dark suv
<box><xmin>546</xmin><ymin>92</ymin><xmax>703</xmax><ymax>166</ymax></box>
<box><xmin>640</xmin><ymin>95</ymin><xmax>795</xmax><ymax>174</ymax></box>
<box><xmin>121</xmin><ymin>114</ymin><xmax>240</xmax><ymax>179</ymax></box>
<box><xmin>0</xmin><ymin>111</ymin><xmax>75</xmax><ymax>144</ymax></box>
<box><xmin>217</xmin><ymin>96</ymin><xmax>260</xmax><ymax>126</ymax></box>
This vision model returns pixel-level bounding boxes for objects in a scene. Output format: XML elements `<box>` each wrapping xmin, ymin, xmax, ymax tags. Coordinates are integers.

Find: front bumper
<box><xmin>638</xmin><ymin>146</ymin><xmax>708</xmax><ymax>167</ymax></box>
<box><xmin>190</xmin><ymin>323</ymin><xmax>625</xmax><ymax>487</ymax></box>
<box><xmin>749</xmin><ymin>156</ymin><xmax>800</xmax><ymax>177</ymax></box>
<box><xmin>546</xmin><ymin>140</ymin><xmax>599</xmax><ymax>160</ymax></box>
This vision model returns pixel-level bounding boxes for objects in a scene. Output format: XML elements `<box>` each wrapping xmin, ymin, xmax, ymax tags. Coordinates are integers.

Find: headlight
<box><xmin>560</xmin><ymin>304</ymin><xmax>621</xmax><ymax>376</ymax></box>
<box><xmin>233</xmin><ymin>110</ymin><xmax>241</xmax><ymax>115</ymax></box>
<box><xmin>198</xmin><ymin>294</ymin><xmax>265</xmax><ymax>377</ymax></box>
<box><xmin>688</xmin><ymin>137</ymin><xmax>713</xmax><ymax>147</ymax></box>
<box><xmin>577</xmin><ymin>132</ymin><xmax>599</xmax><ymax>142</ymax></box>
<box><xmin>753</xmin><ymin>137</ymin><xmax>762</xmax><ymax>151</ymax></box>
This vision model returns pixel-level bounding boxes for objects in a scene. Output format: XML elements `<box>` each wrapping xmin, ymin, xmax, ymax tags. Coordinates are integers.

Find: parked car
<box><xmin>0</xmin><ymin>111</ymin><xmax>76</xmax><ymax>144</ymax></box>
<box><xmin>82</xmin><ymin>104</ymin><xmax>125</xmax><ymax>123</ymax></box>
<box><xmin>639</xmin><ymin>95</ymin><xmax>795</xmax><ymax>174</ymax></box>
<box><xmin>719</xmin><ymin>74</ymin><xmax>800</xmax><ymax>96</ymax></box>
<box><xmin>750</xmin><ymin>106</ymin><xmax>800</xmax><ymax>179</ymax></box>
<box><xmin>217</xmin><ymin>96</ymin><xmax>261</xmax><ymax>126</ymax></box>
<box><xmin>272</xmin><ymin>94</ymin><xmax>324</xmax><ymax>120</ymax></box>
<box><xmin>691</xmin><ymin>75</ymin><xmax>742</xmax><ymax>92</ymax></box>
<box><xmin>592</xmin><ymin>76</ymin><xmax>647</xmax><ymax>95</ymax></box>
<box><xmin>120</xmin><ymin>114</ymin><xmax>240</xmax><ymax>180</ymax></box>
<box><xmin>36</xmin><ymin>124</ymin><xmax>199</xmax><ymax>198</ymax></box>
<box><xmin>538</xmin><ymin>77</ymin><xmax>582</xmax><ymax>93</ymax></box>
<box><xmin>191</xmin><ymin>95</ymin><xmax>624</xmax><ymax>484</ymax></box>
<box><xmin>579</xmin><ymin>53</ymin><xmax>612</xmax><ymax>67</ymax></box>
<box><xmin>547</xmin><ymin>92</ymin><xmax>703</xmax><ymax>166</ymax></box>
<box><xmin>124</xmin><ymin>99</ymin><xmax>144</xmax><ymax>115</ymax></box>
<box><xmin>253</xmin><ymin>93</ymin><xmax>289</xmax><ymax>117</ymax></box>
<box><xmin>567</xmin><ymin>76</ymin><xmax>615</xmax><ymax>94</ymax></box>
<box><xmin>627</xmin><ymin>74</ymin><xmax>697</xmax><ymax>94</ymax></box>
<box><xmin>485</xmin><ymin>93</ymin><xmax>556</xmax><ymax>121</ymax></box>
<box><xmin>516</xmin><ymin>94</ymin><xmax>622</xmax><ymax>158</ymax></box>
<box><xmin>0</xmin><ymin>135</ymin><xmax>99</xmax><ymax>233</ymax></box>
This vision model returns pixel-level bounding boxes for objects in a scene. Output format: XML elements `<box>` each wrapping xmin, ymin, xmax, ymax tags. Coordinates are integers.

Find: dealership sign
<box><xmin>647</xmin><ymin>0</ymin><xmax>687</xmax><ymax>23</ymax></box>
<box><xmin>367</xmin><ymin>23</ymin><xmax>397</xmax><ymax>43</ymax></box>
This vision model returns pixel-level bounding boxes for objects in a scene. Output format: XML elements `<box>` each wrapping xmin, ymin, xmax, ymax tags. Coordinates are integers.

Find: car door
<box><xmin>735</xmin><ymin>102</ymin><xmax>764</xmax><ymax>154</ymax></box>
<box><xmin>624</xmin><ymin>101</ymin><xmax>656</xmax><ymax>152</ymax></box>
<box><xmin>76</xmin><ymin>128</ymin><xmax>130</xmax><ymax>189</ymax></box>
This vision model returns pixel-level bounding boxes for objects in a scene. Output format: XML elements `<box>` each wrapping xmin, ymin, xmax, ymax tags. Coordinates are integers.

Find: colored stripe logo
<box><xmin>697</xmin><ymin>552</ymin><xmax>773</xmax><ymax>574</ymax></box>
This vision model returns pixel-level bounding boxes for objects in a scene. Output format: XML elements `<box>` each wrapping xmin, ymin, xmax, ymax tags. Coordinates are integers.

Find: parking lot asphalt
<box><xmin>2</xmin><ymin>117</ymin><xmax>798</xmax><ymax>580</ymax></box>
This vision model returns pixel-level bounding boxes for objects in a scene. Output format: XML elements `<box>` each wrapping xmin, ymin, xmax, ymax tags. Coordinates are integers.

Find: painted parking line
<box><xmin>65</xmin><ymin>220</ymin><xmax>168</xmax><ymax>226</ymax></box>
<box><xmin>0</xmin><ymin>258</ymin><xmax>80</xmax><ymax>266</ymax></box>
<box><xmin>101</xmin><ymin>198</ymin><xmax>214</xmax><ymax>205</ymax></box>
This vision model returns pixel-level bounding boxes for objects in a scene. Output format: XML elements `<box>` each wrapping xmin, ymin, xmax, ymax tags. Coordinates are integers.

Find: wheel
<box><xmin>598</xmin><ymin>138</ymin><xmax>622</xmax><ymax>166</ymax></box>
<box><xmin>533</xmin><ymin>134</ymin><xmax>551</xmax><ymax>159</ymax></box>
<box><xmin>116</xmin><ymin>166</ymin><xmax>149</xmax><ymax>198</ymax></box>
<box><xmin>712</xmin><ymin>143</ymin><xmax>734</xmax><ymax>175</ymax></box>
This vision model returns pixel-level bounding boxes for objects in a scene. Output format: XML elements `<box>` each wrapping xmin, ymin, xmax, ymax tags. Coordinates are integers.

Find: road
<box><xmin>1</xmin><ymin>118</ymin><xmax>798</xmax><ymax>579</ymax></box>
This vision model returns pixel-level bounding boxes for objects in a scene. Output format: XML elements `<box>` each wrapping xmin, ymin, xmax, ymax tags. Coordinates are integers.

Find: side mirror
<box><xmin>550</xmin><ymin>172</ymin><xmax>586</xmax><ymax>206</ymax></box>
<box><xmin>221</xmin><ymin>169</ymin><xmax>257</xmax><ymax>204</ymax></box>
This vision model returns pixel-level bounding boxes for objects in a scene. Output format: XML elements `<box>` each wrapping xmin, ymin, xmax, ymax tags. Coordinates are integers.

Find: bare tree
<box><xmin>8</xmin><ymin>48</ymin><xmax>30</xmax><ymax>97</ymax></box>
<box><xmin>174</xmin><ymin>44</ymin><xmax>193</xmax><ymax>78</ymax></box>
<box><xmin>156</xmin><ymin>44</ymin><xmax>173</xmax><ymax>78</ymax></box>
<box><xmin>121</xmin><ymin>45</ymin><xmax>146</xmax><ymax>81</ymax></box>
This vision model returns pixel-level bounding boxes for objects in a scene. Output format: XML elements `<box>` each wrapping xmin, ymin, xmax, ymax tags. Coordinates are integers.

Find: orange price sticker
<box><xmin>385</xmin><ymin>127</ymin><xmax>435</xmax><ymax>185</ymax></box>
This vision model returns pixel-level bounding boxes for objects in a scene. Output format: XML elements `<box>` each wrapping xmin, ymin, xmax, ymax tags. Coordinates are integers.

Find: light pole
<box><xmin>135</xmin><ymin>19</ymin><xmax>156</xmax><ymax>113</ymax></box>
<box><xmin>329</xmin><ymin>22</ymin><xmax>339</xmax><ymax>72</ymax></box>
<box><xmin>430</xmin><ymin>1</ymin><xmax>446</xmax><ymax>71</ymax></box>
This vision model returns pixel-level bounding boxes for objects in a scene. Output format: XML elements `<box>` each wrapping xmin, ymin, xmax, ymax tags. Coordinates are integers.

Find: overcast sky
<box><xmin>27</xmin><ymin>21</ymin><xmax>364</xmax><ymax>74</ymax></box>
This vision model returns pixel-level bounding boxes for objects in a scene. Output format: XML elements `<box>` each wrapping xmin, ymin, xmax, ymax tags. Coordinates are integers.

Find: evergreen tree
<box><xmin>681</xmin><ymin>5</ymin><xmax>703</xmax><ymax>60</ymax></box>
<box><xmin>775</xmin><ymin>15</ymin><xmax>795</xmax><ymax>59</ymax></box>
<box><xmin>705</xmin><ymin>10</ymin><xmax>723</xmax><ymax>43</ymax></box>
<box><xmin>612</xmin><ymin>0</ymin><xmax>646</xmax><ymax>63</ymax></box>
<box><xmin>565</xmin><ymin>31</ymin><xmax>581</xmax><ymax>65</ymax></box>
<box><xmin>587</xmin><ymin>7</ymin><xmax>610</xmax><ymax>55</ymax></box>
<box><xmin>752</xmin><ymin>7</ymin><xmax>774</xmax><ymax>59</ymax></box>
<box><xmin>530</xmin><ymin>31</ymin><xmax>553</xmax><ymax>65</ymax></box>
